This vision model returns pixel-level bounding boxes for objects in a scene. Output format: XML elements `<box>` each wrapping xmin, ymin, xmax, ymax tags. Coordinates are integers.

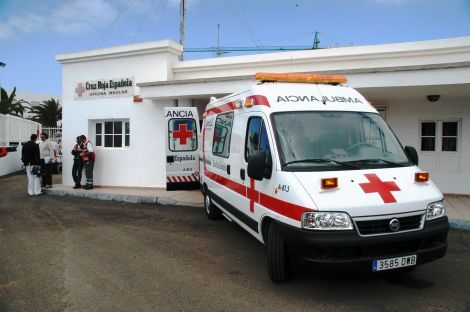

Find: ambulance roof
<box><xmin>206</xmin><ymin>82</ymin><xmax>378</xmax><ymax>115</ymax></box>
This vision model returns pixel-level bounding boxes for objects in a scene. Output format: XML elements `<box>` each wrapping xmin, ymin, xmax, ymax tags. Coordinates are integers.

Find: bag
<box><xmin>30</xmin><ymin>166</ymin><xmax>40</xmax><ymax>176</ymax></box>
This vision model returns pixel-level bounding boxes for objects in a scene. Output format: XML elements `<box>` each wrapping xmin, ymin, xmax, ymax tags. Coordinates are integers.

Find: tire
<box><xmin>204</xmin><ymin>189</ymin><xmax>222</xmax><ymax>220</ymax></box>
<box><xmin>266</xmin><ymin>221</ymin><xmax>291</xmax><ymax>282</ymax></box>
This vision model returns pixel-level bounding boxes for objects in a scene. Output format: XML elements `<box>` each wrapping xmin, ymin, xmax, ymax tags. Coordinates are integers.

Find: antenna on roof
<box><xmin>179</xmin><ymin>0</ymin><xmax>186</xmax><ymax>61</ymax></box>
<box><xmin>313</xmin><ymin>31</ymin><xmax>320</xmax><ymax>49</ymax></box>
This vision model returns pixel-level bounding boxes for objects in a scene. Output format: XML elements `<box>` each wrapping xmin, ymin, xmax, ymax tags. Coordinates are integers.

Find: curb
<box><xmin>45</xmin><ymin>188</ymin><xmax>204</xmax><ymax>208</ymax></box>
<box><xmin>449</xmin><ymin>219</ymin><xmax>470</xmax><ymax>231</ymax></box>
<box><xmin>42</xmin><ymin>189</ymin><xmax>470</xmax><ymax>229</ymax></box>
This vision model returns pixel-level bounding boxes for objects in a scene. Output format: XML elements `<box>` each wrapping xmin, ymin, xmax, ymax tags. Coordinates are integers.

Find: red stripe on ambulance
<box><xmin>204</xmin><ymin>169</ymin><xmax>314</xmax><ymax>221</ymax></box>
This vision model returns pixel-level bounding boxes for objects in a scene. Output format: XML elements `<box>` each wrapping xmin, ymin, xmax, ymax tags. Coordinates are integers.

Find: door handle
<box><xmin>167</xmin><ymin>156</ymin><xmax>174</xmax><ymax>163</ymax></box>
<box><xmin>240</xmin><ymin>168</ymin><xmax>245</xmax><ymax>180</ymax></box>
<box><xmin>227</xmin><ymin>164</ymin><xmax>231</xmax><ymax>175</ymax></box>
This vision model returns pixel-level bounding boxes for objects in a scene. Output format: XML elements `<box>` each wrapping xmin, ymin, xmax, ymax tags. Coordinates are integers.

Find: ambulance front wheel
<box><xmin>204</xmin><ymin>188</ymin><xmax>222</xmax><ymax>220</ymax></box>
<box><xmin>266</xmin><ymin>222</ymin><xmax>291</xmax><ymax>282</ymax></box>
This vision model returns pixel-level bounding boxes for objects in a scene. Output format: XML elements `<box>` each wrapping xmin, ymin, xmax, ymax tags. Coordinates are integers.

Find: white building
<box><xmin>11</xmin><ymin>91</ymin><xmax>61</xmax><ymax>120</ymax></box>
<box><xmin>56</xmin><ymin>36</ymin><xmax>470</xmax><ymax>195</ymax></box>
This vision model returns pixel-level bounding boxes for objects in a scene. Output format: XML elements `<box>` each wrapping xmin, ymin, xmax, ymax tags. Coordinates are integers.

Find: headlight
<box><xmin>302</xmin><ymin>212</ymin><xmax>353</xmax><ymax>230</ymax></box>
<box><xmin>426</xmin><ymin>200</ymin><xmax>445</xmax><ymax>220</ymax></box>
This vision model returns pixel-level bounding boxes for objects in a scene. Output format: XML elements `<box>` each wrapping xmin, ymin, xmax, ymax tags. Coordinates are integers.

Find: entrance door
<box><xmin>164</xmin><ymin>107</ymin><xmax>200</xmax><ymax>190</ymax></box>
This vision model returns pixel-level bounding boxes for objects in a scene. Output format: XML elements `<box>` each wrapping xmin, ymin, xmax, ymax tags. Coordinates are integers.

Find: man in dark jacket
<box><xmin>21</xmin><ymin>134</ymin><xmax>42</xmax><ymax>196</ymax></box>
<box><xmin>71</xmin><ymin>136</ymin><xmax>84</xmax><ymax>189</ymax></box>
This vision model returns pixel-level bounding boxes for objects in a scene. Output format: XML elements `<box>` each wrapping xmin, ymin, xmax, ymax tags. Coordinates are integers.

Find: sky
<box><xmin>0</xmin><ymin>0</ymin><xmax>469</xmax><ymax>95</ymax></box>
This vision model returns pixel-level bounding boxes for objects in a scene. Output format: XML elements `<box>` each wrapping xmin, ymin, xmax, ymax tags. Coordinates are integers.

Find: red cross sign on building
<box><xmin>172</xmin><ymin>124</ymin><xmax>193</xmax><ymax>145</ymax></box>
<box><xmin>75</xmin><ymin>83</ymin><xmax>86</xmax><ymax>97</ymax></box>
<box><xmin>359</xmin><ymin>173</ymin><xmax>401</xmax><ymax>204</ymax></box>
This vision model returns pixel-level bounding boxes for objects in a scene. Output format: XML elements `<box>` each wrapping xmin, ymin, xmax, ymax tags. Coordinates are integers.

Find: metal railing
<box><xmin>41</xmin><ymin>127</ymin><xmax>62</xmax><ymax>143</ymax></box>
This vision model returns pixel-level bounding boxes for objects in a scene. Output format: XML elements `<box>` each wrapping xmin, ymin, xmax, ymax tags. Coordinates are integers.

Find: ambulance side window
<box><xmin>245</xmin><ymin>117</ymin><xmax>262</xmax><ymax>161</ymax></box>
<box><xmin>212</xmin><ymin>112</ymin><xmax>234</xmax><ymax>158</ymax></box>
<box><xmin>245</xmin><ymin>117</ymin><xmax>272</xmax><ymax>177</ymax></box>
<box><xmin>168</xmin><ymin>118</ymin><xmax>198</xmax><ymax>152</ymax></box>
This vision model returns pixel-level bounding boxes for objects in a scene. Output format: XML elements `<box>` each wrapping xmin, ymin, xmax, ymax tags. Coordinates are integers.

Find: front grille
<box><xmin>355</xmin><ymin>214</ymin><xmax>423</xmax><ymax>236</ymax></box>
<box><xmin>366</xmin><ymin>240</ymin><xmax>421</xmax><ymax>257</ymax></box>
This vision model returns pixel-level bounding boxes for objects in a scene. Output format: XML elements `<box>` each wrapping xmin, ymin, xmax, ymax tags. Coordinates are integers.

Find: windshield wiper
<box><xmin>283</xmin><ymin>158</ymin><xmax>360</xmax><ymax>169</ymax></box>
<box><xmin>344</xmin><ymin>159</ymin><xmax>406</xmax><ymax>167</ymax></box>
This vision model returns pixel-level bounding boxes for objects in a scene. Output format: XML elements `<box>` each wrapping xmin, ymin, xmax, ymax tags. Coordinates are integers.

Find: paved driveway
<box><xmin>1</xmin><ymin>172</ymin><xmax>469</xmax><ymax>311</ymax></box>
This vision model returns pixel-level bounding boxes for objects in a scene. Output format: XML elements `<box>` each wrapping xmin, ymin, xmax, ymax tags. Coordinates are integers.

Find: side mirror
<box><xmin>404</xmin><ymin>146</ymin><xmax>419</xmax><ymax>166</ymax></box>
<box><xmin>247</xmin><ymin>150</ymin><xmax>266</xmax><ymax>181</ymax></box>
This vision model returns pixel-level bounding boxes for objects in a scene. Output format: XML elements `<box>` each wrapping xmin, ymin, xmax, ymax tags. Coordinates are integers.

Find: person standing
<box><xmin>39</xmin><ymin>132</ymin><xmax>55</xmax><ymax>188</ymax></box>
<box><xmin>80</xmin><ymin>135</ymin><xmax>95</xmax><ymax>190</ymax></box>
<box><xmin>21</xmin><ymin>134</ymin><xmax>42</xmax><ymax>196</ymax></box>
<box><xmin>71</xmin><ymin>136</ymin><xmax>84</xmax><ymax>189</ymax></box>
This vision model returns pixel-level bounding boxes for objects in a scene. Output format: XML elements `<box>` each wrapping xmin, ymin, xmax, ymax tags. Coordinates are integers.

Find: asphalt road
<box><xmin>1</xmin><ymin>172</ymin><xmax>470</xmax><ymax>312</ymax></box>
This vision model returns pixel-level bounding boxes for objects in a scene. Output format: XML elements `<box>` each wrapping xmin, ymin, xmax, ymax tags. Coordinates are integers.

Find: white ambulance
<box><xmin>164</xmin><ymin>107</ymin><xmax>200</xmax><ymax>190</ymax></box>
<box><xmin>200</xmin><ymin>73</ymin><xmax>449</xmax><ymax>282</ymax></box>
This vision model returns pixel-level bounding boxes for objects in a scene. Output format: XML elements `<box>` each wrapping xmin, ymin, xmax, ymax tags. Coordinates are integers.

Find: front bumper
<box><xmin>279</xmin><ymin>216</ymin><xmax>449</xmax><ymax>269</ymax></box>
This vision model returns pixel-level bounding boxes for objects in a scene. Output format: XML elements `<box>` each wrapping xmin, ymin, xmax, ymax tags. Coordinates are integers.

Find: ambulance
<box><xmin>164</xmin><ymin>107</ymin><xmax>200</xmax><ymax>190</ymax></box>
<box><xmin>200</xmin><ymin>73</ymin><xmax>449</xmax><ymax>282</ymax></box>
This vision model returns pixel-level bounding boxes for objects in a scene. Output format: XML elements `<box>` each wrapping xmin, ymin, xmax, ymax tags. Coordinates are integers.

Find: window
<box><xmin>362</xmin><ymin>116</ymin><xmax>385</xmax><ymax>151</ymax></box>
<box><xmin>420</xmin><ymin>120</ymin><xmax>459</xmax><ymax>153</ymax></box>
<box><xmin>373</xmin><ymin>105</ymin><xmax>387</xmax><ymax>120</ymax></box>
<box><xmin>212</xmin><ymin>112</ymin><xmax>234</xmax><ymax>158</ymax></box>
<box><xmin>245</xmin><ymin>117</ymin><xmax>262</xmax><ymax>161</ymax></box>
<box><xmin>245</xmin><ymin>117</ymin><xmax>272</xmax><ymax>177</ymax></box>
<box><xmin>421</xmin><ymin>122</ymin><xmax>436</xmax><ymax>151</ymax></box>
<box><xmin>95</xmin><ymin>120</ymin><xmax>130</xmax><ymax>148</ymax></box>
<box><xmin>168</xmin><ymin>118</ymin><xmax>197</xmax><ymax>152</ymax></box>
<box><xmin>245</xmin><ymin>118</ymin><xmax>271</xmax><ymax>158</ymax></box>
<box><xmin>272</xmin><ymin>112</ymin><xmax>409</xmax><ymax>171</ymax></box>
<box><xmin>442</xmin><ymin>122</ymin><xmax>458</xmax><ymax>152</ymax></box>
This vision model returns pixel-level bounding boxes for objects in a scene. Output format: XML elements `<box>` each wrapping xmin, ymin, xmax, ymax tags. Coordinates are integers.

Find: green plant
<box><xmin>28</xmin><ymin>98</ymin><xmax>62</xmax><ymax>127</ymax></box>
<box><xmin>0</xmin><ymin>87</ymin><xmax>28</xmax><ymax>117</ymax></box>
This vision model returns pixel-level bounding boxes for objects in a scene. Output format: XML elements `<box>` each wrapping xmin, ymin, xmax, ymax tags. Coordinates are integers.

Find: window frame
<box><xmin>419</xmin><ymin>119</ymin><xmax>460</xmax><ymax>154</ymax></box>
<box><xmin>420</xmin><ymin>121</ymin><xmax>437</xmax><ymax>152</ymax></box>
<box><xmin>94</xmin><ymin>120</ymin><xmax>130</xmax><ymax>149</ymax></box>
<box><xmin>244</xmin><ymin>116</ymin><xmax>263</xmax><ymax>162</ymax></box>
<box><xmin>211</xmin><ymin>112</ymin><xmax>234</xmax><ymax>159</ymax></box>
<box><xmin>168</xmin><ymin>118</ymin><xmax>198</xmax><ymax>152</ymax></box>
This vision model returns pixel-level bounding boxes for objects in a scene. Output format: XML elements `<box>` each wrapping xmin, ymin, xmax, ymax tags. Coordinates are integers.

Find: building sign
<box><xmin>74</xmin><ymin>77</ymin><xmax>134</xmax><ymax>100</ymax></box>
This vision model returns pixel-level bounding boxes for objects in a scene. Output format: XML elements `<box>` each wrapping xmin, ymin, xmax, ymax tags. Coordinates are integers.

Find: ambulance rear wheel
<box><xmin>266</xmin><ymin>222</ymin><xmax>291</xmax><ymax>282</ymax></box>
<box><xmin>204</xmin><ymin>189</ymin><xmax>222</xmax><ymax>220</ymax></box>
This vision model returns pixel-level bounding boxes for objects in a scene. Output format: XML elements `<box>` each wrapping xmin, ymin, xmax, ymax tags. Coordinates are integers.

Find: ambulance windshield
<box><xmin>272</xmin><ymin>111</ymin><xmax>412</xmax><ymax>170</ymax></box>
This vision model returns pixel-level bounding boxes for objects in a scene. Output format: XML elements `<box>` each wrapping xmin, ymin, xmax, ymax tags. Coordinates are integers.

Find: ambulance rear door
<box><xmin>164</xmin><ymin>107</ymin><xmax>200</xmax><ymax>190</ymax></box>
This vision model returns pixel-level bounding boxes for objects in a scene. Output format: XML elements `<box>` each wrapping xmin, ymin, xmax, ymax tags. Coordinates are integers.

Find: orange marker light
<box><xmin>321</xmin><ymin>177</ymin><xmax>338</xmax><ymax>189</ymax></box>
<box><xmin>415</xmin><ymin>172</ymin><xmax>429</xmax><ymax>183</ymax></box>
<box><xmin>255</xmin><ymin>72</ymin><xmax>347</xmax><ymax>85</ymax></box>
<box><xmin>244</xmin><ymin>98</ymin><xmax>254</xmax><ymax>107</ymax></box>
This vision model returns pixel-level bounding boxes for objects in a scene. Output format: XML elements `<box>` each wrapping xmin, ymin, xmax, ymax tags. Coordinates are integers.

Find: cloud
<box><xmin>51</xmin><ymin>0</ymin><xmax>118</xmax><ymax>33</ymax></box>
<box><xmin>0</xmin><ymin>0</ymin><xmax>119</xmax><ymax>39</ymax></box>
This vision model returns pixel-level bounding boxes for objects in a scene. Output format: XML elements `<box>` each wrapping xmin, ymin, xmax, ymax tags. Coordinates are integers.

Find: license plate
<box><xmin>372</xmin><ymin>255</ymin><xmax>417</xmax><ymax>272</ymax></box>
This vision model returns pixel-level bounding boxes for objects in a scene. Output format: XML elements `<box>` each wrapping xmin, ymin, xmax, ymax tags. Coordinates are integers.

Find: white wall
<box><xmin>387</xmin><ymin>98</ymin><xmax>470</xmax><ymax>194</ymax></box>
